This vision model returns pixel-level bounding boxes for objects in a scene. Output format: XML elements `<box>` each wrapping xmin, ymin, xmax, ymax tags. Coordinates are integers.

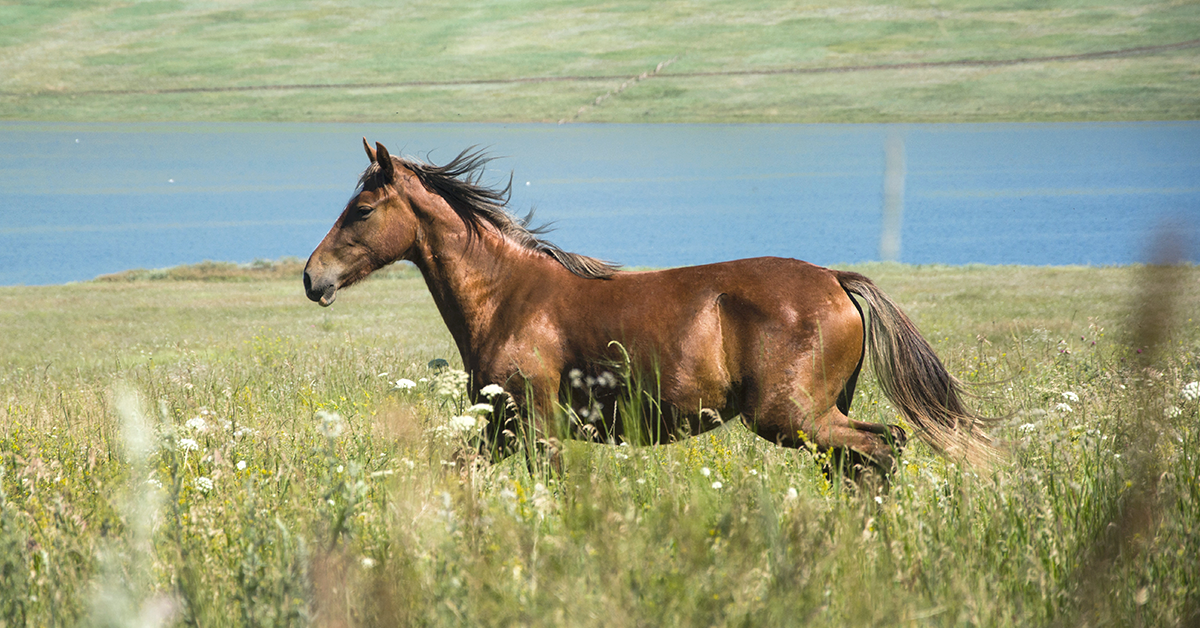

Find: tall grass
<box><xmin>0</xmin><ymin>263</ymin><xmax>1198</xmax><ymax>626</ymax></box>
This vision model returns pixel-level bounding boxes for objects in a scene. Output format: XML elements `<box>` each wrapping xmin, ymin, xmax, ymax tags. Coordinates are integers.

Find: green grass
<box><xmin>1</xmin><ymin>0</ymin><xmax>1198</xmax><ymax>122</ymax></box>
<box><xmin>1</xmin><ymin>261</ymin><xmax>1198</xmax><ymax>626</ymax></box>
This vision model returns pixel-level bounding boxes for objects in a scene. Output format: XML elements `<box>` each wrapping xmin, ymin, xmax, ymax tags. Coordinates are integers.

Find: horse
<box><xmin>304</xmin><ymin>139</ymin><xmax>995</xmax><ymax>479</ymax></box>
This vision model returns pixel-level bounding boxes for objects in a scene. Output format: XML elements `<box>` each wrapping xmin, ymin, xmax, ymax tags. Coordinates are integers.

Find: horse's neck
<box><xmin>409</xmin><ymin>215</ymin><xmax>555</xmax><ymax>367</ymax></box>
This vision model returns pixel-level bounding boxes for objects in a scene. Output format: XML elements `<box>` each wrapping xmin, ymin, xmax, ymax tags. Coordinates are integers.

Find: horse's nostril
<box><xmin>303</xmin><ymin>270</ymin><xmax>324</xmax><ymax>302</ymax></box>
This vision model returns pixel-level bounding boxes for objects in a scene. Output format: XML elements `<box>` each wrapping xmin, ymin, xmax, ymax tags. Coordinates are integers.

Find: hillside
<box><xmin>2</xmin><ymin>0</ymin><xmax>1198</xmax><ymax>122</ymax></box>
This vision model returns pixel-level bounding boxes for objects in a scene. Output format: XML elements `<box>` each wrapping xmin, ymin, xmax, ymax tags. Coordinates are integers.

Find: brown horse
<box><xmin>304</xmin><ymin>139</ymin><xmax>995</xmax><ymax>476</ymax></box>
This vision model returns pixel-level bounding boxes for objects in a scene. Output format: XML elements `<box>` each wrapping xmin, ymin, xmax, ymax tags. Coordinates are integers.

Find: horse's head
<box><xmin>304</xmin><ymin>139</ymin><xmax>420</xmax><ymax>306</ymax></box>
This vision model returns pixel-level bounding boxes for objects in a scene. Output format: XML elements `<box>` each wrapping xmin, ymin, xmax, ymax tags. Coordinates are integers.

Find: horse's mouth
<box><xmin>317</xmin><ymin>286</ymin><xmax>337</xmax><ymax>307</ymax></box>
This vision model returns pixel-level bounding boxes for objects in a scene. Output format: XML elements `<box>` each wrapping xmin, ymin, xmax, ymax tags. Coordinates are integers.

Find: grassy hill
<box><xmin>2</xmin><ymin>0</ymin><xmax>1198</xmax><ymax>122</ymax></box>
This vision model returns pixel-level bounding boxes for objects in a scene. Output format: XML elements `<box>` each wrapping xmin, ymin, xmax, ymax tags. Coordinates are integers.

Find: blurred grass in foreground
<box><xmin>0</xmin><ymin>261</ymin><xmax>1198</xmax><ymax>626</ymax></box>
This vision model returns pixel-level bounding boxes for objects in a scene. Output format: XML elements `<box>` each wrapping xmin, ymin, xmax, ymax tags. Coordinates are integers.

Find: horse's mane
<box><xmin>359</xmin><ymin>148</ymin><xmax>618</xmax><ymax>280</ymax></box>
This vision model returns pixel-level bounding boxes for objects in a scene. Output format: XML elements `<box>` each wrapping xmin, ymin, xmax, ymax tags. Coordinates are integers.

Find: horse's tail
<box><xmin>836</xmin><ymin>271</ymin><xmax>997</xmax><ymax>466</ymax></box>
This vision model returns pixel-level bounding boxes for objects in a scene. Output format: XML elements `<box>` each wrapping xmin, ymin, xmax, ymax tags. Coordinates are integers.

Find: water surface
<box><xmin>1</xmin><ymin>122</ymin><xmax>1197</xmax><ymax>285</ymax></box>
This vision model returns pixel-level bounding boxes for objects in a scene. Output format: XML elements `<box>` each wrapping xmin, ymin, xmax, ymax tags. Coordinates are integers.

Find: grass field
<box><xmin>2</xmin><ymin>0</ymin><xmax>1199</xmax><ymax>122</ymax></box>
<box><xmin>1</xmin><ymin>261</ymin><xmax>1198</xmax><ymax>626</ymax></box>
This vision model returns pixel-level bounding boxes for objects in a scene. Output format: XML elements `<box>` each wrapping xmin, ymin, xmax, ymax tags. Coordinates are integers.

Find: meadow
<box><xmin>1</xmin><ymin>260</ymin><xmax>1198</xmax><ymax>626</ymax></box>
<box><xmin>2</xmin><ymin>0</ymin><xmax>1199</xmax><ymax>122</ymax></box>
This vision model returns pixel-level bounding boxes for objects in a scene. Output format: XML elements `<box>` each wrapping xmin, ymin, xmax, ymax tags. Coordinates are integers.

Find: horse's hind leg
<box><xmin>748</xmin><ymin>402</ymin><xmax>907</xmax><ymax>487</ymax></box>
<box><xmin>819</xmin><ymin>415</ymin><xmax>908</xmax><ymax>489</ymax></box>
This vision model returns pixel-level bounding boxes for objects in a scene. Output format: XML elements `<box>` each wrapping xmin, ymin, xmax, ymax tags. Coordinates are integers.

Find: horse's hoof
<box><xmin>887</xmin><ymin>424</ymin><xmax>908</xmax><ymax>451</ymax></box>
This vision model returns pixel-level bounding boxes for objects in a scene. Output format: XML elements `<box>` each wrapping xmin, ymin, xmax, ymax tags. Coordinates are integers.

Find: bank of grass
<box><xmin>2</xmin><ymin>0</ymin><xmax>1198</xmax><ymax>122</ymax></box>
<box><xmin>1</xmin><ymin>262</ymin><xmax>1198</xmax><ymax>626</ymax></box>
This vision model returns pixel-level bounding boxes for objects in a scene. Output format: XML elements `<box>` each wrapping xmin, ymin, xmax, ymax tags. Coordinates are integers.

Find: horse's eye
<box><xmin>355</xmin><ymin>205</ymin><xmax>374</xmax><ymax>219</ymax></box>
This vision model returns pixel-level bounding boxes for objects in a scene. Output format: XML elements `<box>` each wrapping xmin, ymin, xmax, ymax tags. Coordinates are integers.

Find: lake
<box><xmin>1</xmin><ymin>122</ymin><xmax>1198</xmax><ymax>286</ymax></box>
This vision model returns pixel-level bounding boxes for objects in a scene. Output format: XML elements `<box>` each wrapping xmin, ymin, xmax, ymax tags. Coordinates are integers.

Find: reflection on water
<box><xmin>1</xmin><ymin>122</ymin><xmax>1197</xmax><ymax>285</ymax></box>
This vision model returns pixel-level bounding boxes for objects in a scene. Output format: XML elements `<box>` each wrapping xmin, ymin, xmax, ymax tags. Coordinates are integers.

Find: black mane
<box><xmin>359</xmin><ymin>148</ymin><xmax>618</xmax><ymax>280</ymax></box>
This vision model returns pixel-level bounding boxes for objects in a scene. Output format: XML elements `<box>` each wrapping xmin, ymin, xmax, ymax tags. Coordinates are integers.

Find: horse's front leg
<box><xmin>520</xmin><ymin>372</ymin><xmax>567</xmax><ymax>478</ymax></box>
<box><xmin>477</xmin><ymin>366</ymin><xmax>565</xmax><ymax>477</ymax></box>
<box><xmin>476</xmin><ymin>388</ymin><xmax>522</xmax><ymax>464</ymax></box>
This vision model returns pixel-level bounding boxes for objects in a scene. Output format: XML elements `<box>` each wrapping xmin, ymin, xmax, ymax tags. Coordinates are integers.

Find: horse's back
<box><xmin>576</xmin><ymin>256</ymin><xmax>858</xmax><ymax>352</ymax></box>
<box><xmin>621</xmin><ymin>257</ymin><xmax>853</xmax><ymax>324</ymax></box>
<box><xmin>564</xmin><ymin>256</ymin><xmax>863</xmax><ymax>416</ymax></box>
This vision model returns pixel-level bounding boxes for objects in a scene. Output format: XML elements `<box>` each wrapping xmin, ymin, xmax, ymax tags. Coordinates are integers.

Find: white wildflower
<box><xmin>178</xmin><ymin>438</ymin><xmax>200</xmax><ymax>452</ymax></box>
<box><xmin>432</xmin><ymin>415</ymin><xmax>480</xmax><ymax>442</ymax></box>
<box><xmin>393</xmin><ymin>378</ymin><xmax>417</xmax><ymax>390</ymax></box>
<box><xmin>194</xmin><ymin>476</ymin><xmax>214</xmax><ymax>493</ymax></box>
<box><xmin>1018</xmin><ymin>423</ymin><xmax>1038</xmax><ymax>434</ymax></box>
<box><xmin>465</xmin><ymin>403</ymin><xmax>494</xmax><ymax>416</ymax></box>
<box><xmin>1054</xmin><ymin>403</ymin><xmax>1073</xmax><ymax>413</ymax></box>
<box><xmin>701</xmin><ymin>467</ymin><xmax>712</xmax><ymax>477</ymax></box>
<box><xmin>1062</xmin><ymin>391</ymin><xmax>1079</xmax><ymax>403</ymax></box>
<box><xmin>498</xmin><ymin>485</ymin><xmax>519</xmax><ymax>514</ymax></box>
<box><xmin>480</xmin><ymin>384</ymin><xmax>505</xmax><ymax>398</ymax></box>
<box><xmin>146</xmin><ymin>478</ymin><xmax>162</xmax><ymax>489</ymax></box>
<box><xmin>711</xmin><ymin>481</ymin><xmax>723</xmax><ymax>489</ymax></box>
<box><xmin>1165</xmin><ymin>406</ymin><xmax>1182</xmax><ymax>418</ymax></box>
<box><xmin>316</xmin><ymin>410</ymin><xmax>345</xmax><ymax>438</ymax></box>
<box><xmin>874</xmin><ymin>495</ymin><xmax>884</xmax><ymax>504</ymax></box>
<box><xmin>532</xmin><ymin>482</ymin><xmax>553</xmax><ymax>518</ymax></box>
<box><xmin>184</xmin><ymin>417</ymin><xmax>208</xmax><ymax>432</ymax></box>
<box><xmin>1182</xmin><ymin>381</ymin><xmax>1200</xmax><ymax>402</ymax></box>
<box><xmin>236</xmin><ymin>460</ymin><xmax>247</xmax><ymax>471</ymax></box>
<box><xmin>448</xmin><ymin>415</ymin><xmax>478</xmax><ymax>432</ymax></box>
<box><xmin>433</xmin><ymin>369</ymin><xmax>470</xmax><ymax>401</ymax></box>
<box><xmin>785</xmin><ymin>487</ymin><xmax>799</xmax><ymax>500</ymax></box>
<box><xmin>361</xmin><ymin>557</ymin><xmax>377</xmax><ymax>569</ymax></box>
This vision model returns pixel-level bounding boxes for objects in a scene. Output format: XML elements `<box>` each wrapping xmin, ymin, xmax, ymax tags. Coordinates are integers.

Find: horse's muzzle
<box><xmin>303</xmin><ymin>269</ymin><xmax>338</xmax><ymax>307</ymax></box>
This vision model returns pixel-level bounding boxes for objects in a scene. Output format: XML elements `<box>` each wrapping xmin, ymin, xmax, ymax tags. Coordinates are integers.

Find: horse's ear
<box><xmin>363</xmin><ymin>137</ymin><xmax>377</xmax><ymax>163</ymax></box>
<box><xmin>375</xmin><ymin>142</ymin><xmax>394</xmax><ymax>179</ymax></box>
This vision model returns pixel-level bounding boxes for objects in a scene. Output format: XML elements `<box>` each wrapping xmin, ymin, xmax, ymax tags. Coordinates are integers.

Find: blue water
<box><xmin>1</xmin><ymin>122</ymin><xmax>1198</xmax><ymax>286</ymax></box>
